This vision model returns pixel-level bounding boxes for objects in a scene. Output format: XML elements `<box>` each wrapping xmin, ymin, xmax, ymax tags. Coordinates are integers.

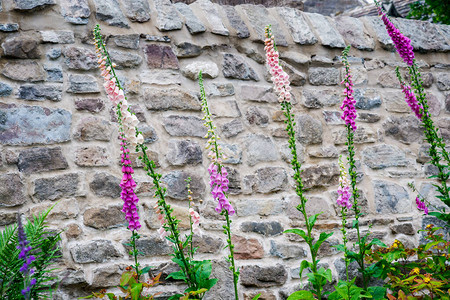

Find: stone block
<box><xmin>71</xmin><ymin>240</ymin><xmax>122</xmax><ymax>263</ymax></box>
<box><xmin>74</xmin><ymin>116</ymin><xmax>112</xmax><ymax>141</ymax></box>
<box><xmin>240</xmin><ymin>264</ymin><xmax>287</xmax><ymax>287</ymax></box>
<box><xmin>162</xmin><ymin>170</ymin><xmax>205</xmax><ymax>200</ymax></box>
<box><xmin>0</xmin><ymin>82</ymin><xmax>12</xmax><ymax>97</ymax></box>
<box><xmin>362</xmin><ymin>144</ymin><xmax>408</xmax><ymax>169</ymax></box>
<box><xmin>143</xmin><ymin>44</ymin><xmax>179</xmax><ymax>69</ymax></box>
<box><xmin>0</xmin><ymin>173</ymin><xmax>27</xmax><ymax>207</ymax></box>
<box><xmin>13</xmin><ymin>0</ymin><xmax>55</xmax><ymax>11</ymax></box>
<box><xmin>374</xmin><ymin>180</ymin><xmax>411</xmax><ymax>214</ymax></box>
<box><xmin>174</xmin><ymin>3</ymin><xmax>206</xmax><ymax>34</ymax></box>
<box><xmin>270</xmin><ymin>240</ymin><xmax>307</xmax><ymax>259</ymax></box>
<box><xmin>223</xmin><ymin>6</ymin><xmax>250</xmax><ymax>38</ymax></box>
<box><xmin>93</xmin><ymin>0</ymin><xmax>129</xmax><ymax>27</ymax></box>
<box><xmin>75</xmin><ymin>98</ymin><xmax>105</xmax><ymax>113</ymax></box>
<box><xmin>40</xmin><ymin>30</ymin><xmax>74</xmax><ymax>44</ymax></box>
<box><xmin>143</xmin><ymin>87</ymin><xmax>200</xmax><ymax>111</ymax></box>
<box><xmin>2</xmin><ymin>62</ymin><xmax>46</xmax><ymax>82</ymax></box>
<box><xmin>18</xmin><ymin>147</ymin><xmax>68</xmax><ymax>173</ymax></box>
<box><xmin>17</xmin><ymin>84</ymin><xmax>62</xmax><ymax>101</ymax></box>
<box><xmin>277</xmin><ymin>8</ymin><xmax>317</xmax><ymax>45</ymax></box>
<box><xmin>33</xmin><ymin>173</ymin><xmax>79</xmax><ymax>201</ymax></box>
<box><xmin>60</xmin><ymin>0</ymin><xmax>90</xmax><ymax>24</ymax></box>
<box><xmin>384</xmin><ymin>115</ymin><xmax>424</xmax><ymax>144</ymax></box>
<box><xmin>63</xmin><ymin>46</ymin><xmax>97</xmax><ymax>70</ymax></box>
<box><xmin>67</xmin><ymin>74</ymin><xmax>100</xmax><ymax>93</ymax></box>
<box><xmin>166</xmin><ymin>139</ymin><xmax>202</xmax><ymax>166</ymax></box>
<box><xmin>122</xmin><ymin>0</ymin><xmax>151</xmax><ymax>22</ymax></box>
<box><xmin>301</xmin><ymin>163</ymin><xmax>339</xmax><ymax>189</ymax></box>
<box><xmin>75</xmin><ymin>146</ymin><xmax>109</xmax><ymax>167</ymax></box>
<box><xmin>222</xmin><ymin>53</ymin><xmax>259</xmax><ymax>81</ymax></box>
<box><xmin>254</xmin><ymin>167</ymin><xmax>287</xmax><ymax>193</ymax></box>
<box><xmin>245</xmin><ymin>134</ymin><xmax>278</xmax><ymax>166</ymax></box>
<box><xmin>84</xmin><ymin>206</ymin><xmax>126</xmax><ymax>229</ymax></box>
<box><xmin>241</xmin><ymin>221</ymin><xmax>283</xmax><ymax>237</ymax></box>
<box><xmin>305</xmin><ymin>13</ymin><xmax>346</xmax><ymax>48</ymax></box>
<box><xmin>335</xmin><ymin>16</ymin><xmax>374</xmax><ymax>50</ymax></box>
<box><xmin>2</xmin><ymin>35</ymin><xmax>40</xmax><ymax>58</ymax></box>
<box><xmin>221</xmin><ymin>119</ymin><xmax>244</xmax><ymax>138</ymax></box>
<box><xmin>154</xmin><ymin>0</ymin><xmax>183</xmax><ymax>31</ymax></box>
<box><xmin>89</xmin><ymin>172</ymin><xmax>121</xmax><ymax>198</ymax></box>
<box><xmin>308</xmin><ymin>67</ymin><xmax>340</xmax><ymax>85</ymax></box>
<box><xmin>232</xmin><ymin>235</ymin><xmax>264</xmax><ymax>259</ymax></box>
<box><xmin>163</xmin><ymin>115</ymin><xmax>207</xmax><ymax>137</ymax></box>
<box><xmin>296</xmin><ymin>114</ymin><xmax>323</xmax><ymax>144</ymax></box>
<box><xmin>196</xmin><ymin>0</ymin><xmax>229</xmax><ymax>36</ymax></box>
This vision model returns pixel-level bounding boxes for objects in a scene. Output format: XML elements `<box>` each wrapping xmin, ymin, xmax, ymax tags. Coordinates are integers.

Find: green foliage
<box><xmin>0</xmin><ymin>205</ymin><xmax>61</xmax><ymax>299</ymax></box>
<box><xmin>407</xmin><ymin>0</ymin><xmax>450</xmax><ymax>24</ymax></box>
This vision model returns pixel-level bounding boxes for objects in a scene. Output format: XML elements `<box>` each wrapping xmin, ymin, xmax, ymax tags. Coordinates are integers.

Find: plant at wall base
<box><xmin>0</xmin><ymin>205</ymin><xmax>61</xmax><ymax>300</ymax></box>
<box><xmin>375</xmin><ymin>0</ymin><xmax>450</xmax><ymax>225</ymax></box>
<box><xmin>93</xmin><ymin>25</ymin><xmax>216</xmax><ymax>300</ymax></box>
<box><xmin>263</xmin><ymin>25</ymin><xmax>333</xmax><ymax>300</ymax></box>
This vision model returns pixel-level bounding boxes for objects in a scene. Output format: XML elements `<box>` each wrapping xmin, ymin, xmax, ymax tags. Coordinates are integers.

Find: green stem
<box><xmin>340</xmin><ymin>206</ymin><xmax>350</xmax><ymax>299</ymax></box>
<box><xmin>223</xmin><ymin>210</ymin><xmax>239</xmax><ymax>300</ymax></box>
<box><xmin>131</xmin><ymin>231</ymin><xmax>140</xmax><ymax>280</ymax></box>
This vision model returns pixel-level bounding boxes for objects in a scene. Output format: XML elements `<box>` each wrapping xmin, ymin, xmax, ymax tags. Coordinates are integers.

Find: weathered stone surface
<box><xmin>254</xmin><ymin>167</ymin><xmax>287</xmax><ymax>193</ymax></box>
<box><xmin>13</xmin><ymin>0</ymin><xmax>55</xmax><ymax>11</ymax></box>
<box><xmin>209</xmin><ymin>99</ymin><xmax>241</xmax><ymax>117</ymax></box>
<box><xmin>335</xmin><ymin>16</ymin><xmax>374</xmax><ymax>51</ymax></box>
<box><xmin>89</xmin><ymin>172</ymin><xmax>121</xmax><ymax>198</ymax></box>
<box><xmin>302</xmin><ymin>88</ymin><xmax>340</xmax><ymax>108</ymax></box>
<box><xmin>296</xmin><ymin>114</ymin><xmax>323</xmax><ymax>145</ymax></box>
<box><xmin>384</xmin><ymin>115</ymin><xmax>424</xmax><ymax>144</ymax></box>
<box><xmin>236</xmin><ymin>197</ymin><xmax>283</xmax><ymax>216</ymax></box>
<box><xmin>127</xmin><ymin>235</ymin><xmax>172</xmax><ymax>256</ymax></box>
<box><xmin>108</xmin><ymin>49</ymin><xmax>142</xmax><ymax>69</ymax></box>
<box><xmin>122</xmin><ymin>0</ymin><xmax>151</xmax><ymax>22</ymax></box>
<box><xmin>241</xmin><ymin>221</ymin><xmax>283</xmax><ymax>237</ymax></box>
<box><xmin>75</xmin><ymin>98</ymin><xmax>105</xmax><ymax>113</ymax></box>
<box><xmin>240</xmin><ymin>4</ymin><xmax>287</xmax><ymax>46</ymax></box>
<box><xmin>244</xmin><ymin>292</ymin><xmax>276</xmax><ymax>300</ymax></box>
<box><xmin>437</xmin><ymin>117</ymin><xmax>450</xmax><ymax>141</ymax></box>
<box><xmin>46</xmin><ymin>48</ymin><xmax>61</xmax><ymax>60</ymax></box>
<box><xmin>166</xmin><ymin>139</ymin><xmax>202</xmax><ymax>166</ymax></box>
<box><xmin>333</xmin><ymin>126</ymin><xmax>376</xmax><ymax>144</ymax></box>
<box><xmin>240</xmin><ymin>264</ymin><xmax>287</xmax><ymax>287</ymax></box>
<box><xmin>112</xmin><ymin>34</ymin><xmax>139</xmax><ymax>49</ymax></box>
<box><xmin>174</xmin><ymin>3</ymin><xmax>206</xmax><ymax>34</ymax></box>
<box><xmin>390</xmin><ymin>223</ymin><xmax>415</xmax><ymax>235</ymax></box>
<box><xmin>65</xmin><ymin>223</ymin><xmax>82</xmax><ymax>239</ymax></box>
<box><xmin>223</xmin><ymin>53</ymin><xmax>259</xmax><ymax>81</ymax></box>
<box><xmin>60</xmin><ymin>0</ymin><xmax>90</xmax><ymax>24</ymax></box>
<box><xmin>193</xmin><ymin>235</ymin><xmax>223</xmax><ymax>253</ymax></box>
<box><xmin>182</xmin><ymin>61</ymin><xmax>219</xmax><ymax>80</ymax></box>
<box><xmin>270</xmin><ymin>240</ymin><xmax>306</xmax><ymax>259</ymax></box>
<box><xmin>203</xmin><ymin>260</ymin><xmax>234</xmax><ymax>300</ymax></box>
<box><xmin>436</xmin><ymin>73</ymin><xmax>450</xmax><ymax>91</ymax></box>
<box><xmin>362</xmin><ymin>144</ymin><xmax>408</xmax><ymax>169</ymax></box>
<box><xmin>0</xmin><ymin>23</ymin><xmax>19</xmax><ymax>32</ymax></box>
<box><xmin>232</xmin><ymin>235</ymin><xmax>264</xmax><ymax>259</ymax></box>
<box><xmin>44</xmin><ymin>65</ymin><xmax>63</xmax><ymax>83</ymax></box>
<box><xmin>154</xmin><ymin>0</ymin><xmax>183</xmax><ymax>31</ymax></box>
<box><xmin>63</xmin><ymin>46</ymin><xmax>97</xmax><ymax>70</ymax></box>
<box><xmin>163</xmin><ymin>115</ymin><xmax>207</xmax><ymax>137</ymax></box>
<box><xmin>40</xmin><ymin>30</ymin><xmax>74</xmax><ymax>44</ymax></box>
<box><xmin>18</xmin><ymin>147</ymin><xmax>68</xmax><ymax>173</ymax></box>
<box><xmin>93</xmin><ymin>0</ymin><xmax>129</xmax><ymax>28</ymax></box>
<box><xmin>143</xmin><ymin>44</ymin><xmax>179</xmax><ymax>69</ymax></box>
<box><xmin>2</xmin><ymin>35</ymin><xmax>40</xmax><ymax>58</ymax></box>
<box><xmin>374</xmin><ymin>180</ymin><xmax>411</xmax><ymax>214</ymax></box>
<box><xmin>2</xmin><ymin>62</ymin><xmax>46</xmax><ymax>82</ymax></box>
<box><xmin>162</xmin><ymin>171</ymin><xmax>205</xmax><ymax>200</ymax></box>
<box><xmin>75</xmin><ymin>146</ymin><xmax>109</xmax><ymax>167</ymax></box>
<box><xmin>305</xmin><ymin>13</ymin><xmax>346</xmax><ymax>48</ymax></box>
<box><xmin>236</xmin><ymin>44</ymin><xmax>265</xmax><ymax>64</ymax></box>
<box><xmin>0</xmin><ymin>103</ymin><xmax>71</xmax><ymax>145</ymax></box>
<box><xmin>357</xmin><ymin>112</ymin><xmax>381</xmax><ymax>123</ymax></box>
<box><xmin>0</xmin><ymin>173</ymin><xmax>27</xmax><ymax>207</ymax></box>
<box><xmin>354</xmin><ymin>88</ymin><xmax>382</xmax><ymax>110</ymax></box>
<box><xmin>33</xmin><ymin>173</ymin><xmax>79</xmax><ymax>201</ymax></box>
<box><xmin>140</xmin><ymin>70</ymin><xmax>181</xmax><ymax>85</ymax></box>
<box><xmin>223</xmin><ymin>5</ymin><xmax>250</xmax><ymax>38</ymax></box>
<box><xmin>377</xmin><ymin>71</ymin><xmax>400</xmax><ymax>88</ymax></box>
<box><xmin>74</xmin><ymin>117</ymin><xmax>112</xmax><ymax>141</ymax></box>
<box><xmin>301</xmin><ymin>163</ymin><xmax>339</xmax><ymax>189</ymax></box>
<box><xmin>207</xmin><ymin>82</ymin><xmax>235</xmax><ymax>97</ymax></box>
<box><xmin>245</xmin><ymin>134</ymin><xmax>278</xmax><ymax>166</ymax></box>
<box><xmin>309</xmin><ymin>146</ymin><xmax>339</xmax><ymax>158</ymax></box>
<box><xmin>382</xmin><ymin>91</ymin><xmax>410</xmax><ymax>113</ymax></box>
<box><xmin>245</xmin><ymin>106</ymin><xmax>269</xmax><ymax>127</ymax></box>
<box><xmin>0</xmin><ymin>82</ymin><xmax>12</xmax><ymax>97</ymax></box>
<box><xmin>91</xmin><ymin>265</ymin><xmax>123</xmax><ymax>288</ymax></box>
<box><xmin>0</xmin><ymin>211</ymin><xmax>18</xmax><ymax>226</ymax></box>
<box><xmin>71</xmin><ymin>240</ymin><xmax>122</xmax><ymax>263</ymax></box>
<box><xmin>67</xmin><ymin>74</ymin><xmax>100</xmax><ymax>94</ymax></box>
<box><xmin>241</xmin><ymin>85</ymin><xmax>277</xmax><ymax>103</ymax></box>
<box><xmin>221</xmin><ymin>119</ymin><xmax>244</xmax><ymax>138</ymax></box>
<box><xmin>84</xmin><ymin>206</ymin><xmax>126</xmax><ymax>229</ymax></box>
<box><xmin>309</xmin><ymin>68</ymin><xmax>340</xmax><ymax>86</ymax></box>
<box><xmin>17</xmin><ymin>84</ymin><xmax>62</xmax><ymax>101</ymax></box>
<box><xmin>277</xmin><ymin>8</ymin><xmax>317</xmax><ymax>45</ymax></box>
<box><xmin>279</xmin><ymin>61</ymin><xmax>306</xmax><ymax>86</ymax></box>
<box><xmin>195</xmin><ymin>0</ymin><xmax>229</xmax><ymax>36</ymax></box>
<box><xmin>323</xmin><ymin>110</ymin><xmax>344</xmax><ymax>124</ymax></box>
<box><xmin>287</xmin><ymin>194</ymin><xmax>334</xmax><ymax>220</ymax></box>
<box><xmin>174</xmin><ymin>42</ymin><xmax>202</xmax><ymax>58</ymax></box>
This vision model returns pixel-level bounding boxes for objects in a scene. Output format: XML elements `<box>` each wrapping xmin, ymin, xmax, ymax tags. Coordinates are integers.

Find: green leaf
<box><xmin>299</xmin><ymin>259</ymin><xmax>310</xmax><ymax>278</ymax></box>
<box><xmin>166</xmin><ymin>270</ymin><xmax>187</xmax><ymax>281</ymax></box>
<box><xmin>284</xmin><ymin>229</ymin><xmax>308</xmax><ymax>241</ymax></box>
<box><xmin>287</xmin><ymin>291</ymin><xmax>315</xmax><ymax>300</ymax></box>
<box><xmin>168</xmin><ymin>294</ymin><xmax>184</xmax><ymax>300</ymax></box>
<box><xmin>316</xmin><ymin>267</ymin><xmax>332</xmax><ymax>283</ymax></box>
<box><xmin>369</xmin><ymin>239</ymin><xmax>386</xmax><ymax>248</ymax></box>
<box><xmin>130</xmin><ymin>283</ymin><xmax>143</xmax><ymax>300</ymax></box>
<box><xmin>200</xmin><ymin>278</ymin><xmax>218</xmax><ymax>291</ymax></box>
<box><xmin>313</xmin><ymin>232</ymin><xmax>333</xmax><ymax>255</ymax></box>
<box><xmin>140</xmin><ymin>266</ymin><xmax>153</xmax><ymax>275</ymax></box>
<box><xmin>352</xmin><ymin>220</ymin><xmax>358</xmax><ymax>228</ymax></box>
<box><xmin>308</xmin><ymin>213</ymin><xmax>322</xmax><ymax>228</ymax></box>
<box><xmin>195</xmin><ymin>260</ymin><xmax>213</xmax><ymax>281</ymax></box>
<box><xmin>120</xmin><ymin>271</ymin><xmax>134</xmax><ymax>286</ymax></box>
<box><xmin>368</xmin><ymin>286</ymin><xmax>387</xmax><ymax>300</ymax></box>
<box><xmin>251</xmin><ymin>293</ymin><xmax>262</xmax><ymax>300</ymax></box>
<box><xmin>333</xmin><ymin>244</ymin><xmax>346</xmax><ymax>252</ymax></box>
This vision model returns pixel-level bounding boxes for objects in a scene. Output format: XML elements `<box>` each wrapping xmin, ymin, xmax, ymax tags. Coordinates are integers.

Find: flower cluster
<box><xmin>401</xmin><ymin>83</ymin><xmax>423</xmax><ymax>119</ymax></box>
<box><xmin>17</xmin><ymin>217</ymin><xmax>36</xmax><ymax>297</ymax></box>
<box><xmin>340</xmin><ymin>48</ymin><xmax>357</xmax><ymax>131</ymax></box>
<box><xmin>416</xmin><ymin>197</ymin><xmax>429</xmax><ymax>215</ymax></box>
<box><xmin>378</xmin><ymin>8</ymin><xmax>415</xmax><ymax>66</ymax></box>
<box><xmin>154</xmin><ymin>204</ymin><xmax>169</xmax><ymax>240</ymax></box>
<box><xmin>208</xmin><ymin>163</ymin><xmax>234</xmax><ymax>215</ymax></box>
<box><xmin>264</xmin><ymin>26</ymin><xmax>291</xmax><ymax>103</ymax></box>
<box><xmin>189</xmin><ymin>208</ymin><xmax>201</xmax><ymax>235</ymax></box>
<box><xmin>337</xmin><ymin>157</ymin><xmax>352</xmax><ymax>209</ymax></box>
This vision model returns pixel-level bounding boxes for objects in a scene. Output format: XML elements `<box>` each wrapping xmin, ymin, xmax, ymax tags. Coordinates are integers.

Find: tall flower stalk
<box><xmin>17</xmin><ymin>216</ymin><xmax>36</xmax><ymax>300</ymax></box>
<box><xmin>264</xmin><ymin>25</ymin><xmax>333</xmax><ymax>299</ymax></box>
<box><xmin>198</xmin><ymin>71</ymin><xmax>239</xmax><ymax>300</ymax></box>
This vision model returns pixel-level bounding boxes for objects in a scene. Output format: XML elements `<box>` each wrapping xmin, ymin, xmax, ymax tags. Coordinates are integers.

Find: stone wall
<box><xmin>0</xmin><ymin>0</ymin><xmax>449</xmax><ymax>299</ymax></box>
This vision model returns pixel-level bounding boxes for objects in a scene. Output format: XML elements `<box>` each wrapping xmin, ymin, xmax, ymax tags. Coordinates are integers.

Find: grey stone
<box><xmin>44</xmin><ymin>66</ymin><xmax>63</xmax><ymax>83</ymax></box>
<box><xmin>122</xmin><ymin>0</ymin><xmax>151</xmax><ymax>22</ymax></box>
<box><xmin>332</xmin><ymin>126</ymin><xmax>376</xmax><ymax>144</ymax></box>
<box><xmin>280</xmin><ymin>51</ymin><xmax>310</xmax><ymax>65</ymax></box>
<box><xmin>124</xmin><ymin>236</ymin><xmax>172</xmax><ymax>257</ymax></box>
<box><xmin>437</xmin><ymin>117</ymin><xmax>450</xmax><ymax>141</ymax></box>
<box><xmin>183</xmin><ymin>61</ymin><xmax>219</xmax><ymax>80</ymax></box>
<box><xmin>254</xmin><ymin>167</ymin><xmax>287</xmax><ymax>193</ymax></box>
<box><xmin>323</xmin><ymin>111</ymin><xmax>344</xmax><ymax>125</ymax></box>
<box><xmin>0</xmin><ymin>103</ymin><xmax>71</xmax><ymax>145</ymax></box>
<box><xmin>84</xmin><ymin>206</ymin><xmax>126</xmax><ymax>229</ymax></box>
<box><xmin>354</xmin><ymin>88</ymin><xmax>382</xmax><ymax>110</ymax></box>
<box><xmin>90</xmin><ymin>173</ymin><xmax>121</xmax><ymax>198</ymax></box>
<box><xmin>309</xmin><ymin>146</ymin><xmax>339</xmax><ymax>158</ymax></box>
<box><xmin>209</xmin><ymin>99</ymin><xmax>241</xmax><ymax>118</ymax></box>
<box><xmin>17</xmin><ymin>84</ymin><xmax>62</xmax><ymax>101</ymax></box>
<box><xmin>47</xmin><ymin>48</ymin><xmax>61</xmax><ymax>60</ymax></box>
<box><xmin>305</xmin><ymin>13</ymin><xmax>346</xmax><ymax>48</ymax></box>
<box><xmin>357</xmin><ymin>112</ymin><xmax>381</xmax><ymax>123</ymax></box>
<box><xmin>270</xmin><ymin>240</ymin><xmax>306</xmax><ymax>259</ymax></box>
<box><xmin>245</xmin><ymin>106</ymin><xmax>269</xmax><ymax>127</ymax></box>
<box><xmin>192</xmin><ymin>236</ymin><xmax>223</xmax><ymax>254</ymax></box>
<box><xmin>75</xmin><ymin>146</ymin><xmax>109</xmax><ymax>167</ymax></box>
<box><xmin>241</xmin><ymin>221</ymin><xmax>283</xmax><ymax>237</ymax></box>
<box><xmin>335</xmin><ymin>16</ymin><xmax>374</xmax><ymax>51</ymax></box>
<box><xmin>0</xmin><ymin>23</ymin><xmax>19</xmax><ymax>32</ymax></box>
<box><xmin>140</xmin><ymin>125</ymin><xmax>158</xmax><ymax>144</ymax></box>
<box><xmin>91</xmin><ymin>265</ymin><xmax>123</xmax><ymax>288</ymax></box>
<box><xmin>2</xmin><ymin>35</ymin><xmax>40</xmax><ymax>59</ymax></box>
<box><xmin>0</xmin><ymin>212</ymin><xmax>18</xmax><ymax>226</ymax></box>
<box><xmin>334</xmin><ymin>258</ymin><xmax>362</xmax><ymax>284</ymax></box>
<box><xmin>308</xmin><ymin>67</ymin><xmax>340</xmax><ymax>86</ymax></box>
<box><xmin>362</xmin><ymin>144</ymin><xmax>408</xmax><ymax>169</ymax></box>
<box><xmin>223</xmin><ymin>5</ymin><xmax>250</xmax><ymax>39</ymax></box>
<box><xmin>377</xmin><ymin>71</ymin><xmax>400</xmax><ymax>88</ymax></box>
<box><xmin>174</xmin><ymin>3</ymin><xmax>206</xmax><ymax>34</ymax></box>
<box><xmin>287</xmin><ymin>194</ymin><xmax>334</xmax><ymax>220</ymax></box>
<box><xmin>13</xmin><ymin>0</ymin><xmax>55</xmax><ymax>11</ymax></box>
<box><xmin>384</xmin><ymin>115</ymin><xmax>424</xmax><ymax>144</ymax></box>
<box><xmin>93</xmin><ymin>0</ymin><xmax>129</xmax><ymax>28</ymax></box>
<box><xmin>221</xmin><ymin>119</ymin><xmax>244</xmax><ymax>138</ymax></box>
<box><xmin>166</xmin><ymin>139</ymin><xmax>202</xmax><ymax>166</ymax></box>
<box><xmin>63</xmin><ymin>46</ymin><xmax>97</xmax><ymax>70</ymax></box>
<box><xmin>301</xmin><ymin>163</ymin><xmax>340</xmax><ymax>189</ymax></box>
<box><xmin>240</xmin><ymin>85</ymin><xmax>277</xmax><ymax>103</ymax></box>
<box><xmin>390</xmin><ymin>223</ymin><xmax>415</xmax><ymax>235</ymax></box>
<box><xmin>67</xmin><ymin>74</ymin><xmax>100</xmax><ymax>94</ymax></box>
<box><xmin>112</xmin><ymin>34</ymin><xmax>139</xmax><ymax>49</ymax></box>
<box><xmin>141</xmin><ymin>34</ymin><xmax>171</xmax><ymax>42</ymax></box>
<box><xmin>108</xmin><ymin>49</ymin><xmax>142</xmax><ymax>69</ymax></box>
<box><xmin>245</xmin><ymin>134</ymin><xmax>278</xmax><ymax>166</ymax></box>
<box><xmin>0</xmin><ymin>173</ymin><xmax>27</xmax><ymax>207</ymax></box>
<box><xmin>206</xmin><ymin>82</ymin><xmax>235</xmax><ymax>97</ymax></box>
<box><xmin>374</xmin><ymin>180</ymin><xmax>411</xmax><ymax>214</ymax></box>
<box><xmin>302</xmin><ymin>88</ymin><xmax>340</xmax><ymax>108</ymax></box>
<box><xmin>436</xmin><ymin>73</ymin><xmax>450</xmax><ymax>91</ymax></box>
<box><xmin>40</xmin><ymin>30</ymin><xmax>74</xmax><ymax>44</ymax></box>
<box><xmin>223</xmin><ymin>53</ymin><xmax>259</xmax><ymax>81</ymax></box>
<box><xmin>236</xmin><ymin>198</ymin><xmax>284</xmax><ymax>217</ymax></box>
<box><xmin>139</xmin><ymin>70</ymin><xmax>181</xmax><ymax>85</ymax></box>
<box><xmin>196</xmin><ymin>0</ymin><xmax>229</xmax><ymax>36</ymax></box>
<box><xmin>18</xmin><ymin>147</ymin><xmax>68</xmax><ymax>173</ymax></box>
<box><xmin>75</xmin><ymin>98</ymin><xmax>105</xmax><ymax>113</ymax></box>
<box><xmin>174</xmin><ymin>42</ymin><xmax>202</xmax><ymax>58</ymax></box>
<box><xmin>34</xmin><ymin>173</ymin><xmax>79</xmax><ymax>201</ymax></box>
<box><xmin>60</xmin><ymin>0</ymin><xmax>90</xmax><ymax>24</ymax></box>
<box><xmin>0</xmin><ymin>82</ymin><xmax>12</xmax><ymax>97</ymax></box>
<box><xmin>362</xmin><ymin>17</ymin><xmax>394</xmax><ymax>51</ymax></box>
<box><xmin>296</xmin><ymin>114</ymin><xmax>323</xmax><ymax>145</ymax></box>
<box><xmin>162</xmin><ymin>170</ymin><xmax>205</xmax><ymax>200</ymax></box>
<box><xmin>71</xmin><ymin>240</ymin><xmax>122</xmax><ymax>263</ymax></box>
<box><xmin>143</xmin><ymin>44</ymin><xmax>179</xmax><ymax>69</ymax></box>
<box><xmin>144</xmin><ymin>87</ymin><xmax>200</xmax><ymax>111</ymax></box>
<box><xmin>277</xmin><ymin>8</ymin><xmax>317</xmax><ymax>45</ymax></box>
<box><xmin>2</xmin><ymin>62</ymin><xmax>46</xmax><ymax>82</ymax></box>
<box><xmin>220</xmin><ymin>143</ymin><xmax>242</xmax><ymax>164</ymax></box>
<box><xmin>163</xmin><ymin>115</ymin><xmax>207</xmax><ymax>137</ymax></box>
<box><xmin>240</xmin><ymin>264</ymin><xmax>287</xmax><ymax>287</ymax></box>
<box><xmin>154</xmin><ymin>0</ymin><xmax>183</xmax><ymax>31</ymax></box>
<box><xmin>74</xmin><ymin>116</ymin><xmax>112</xmax><ymax>141</ymax></box>
<box><xmin>279</xmin><ymin>61</ymin><xmax>306</xmax><ymax>86</ymax></box>
<box><xmin>203</xmin><ymin>260</ymin><xmax>234</xmax><ymax>300</ymax></box>
<box><xmin>240</xmin><ymin>4</ymin><xmax>288</xmax><ymax>46</ymax></box>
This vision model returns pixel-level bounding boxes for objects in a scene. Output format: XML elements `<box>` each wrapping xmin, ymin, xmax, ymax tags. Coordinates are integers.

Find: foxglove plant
<box><xmin>264</xmin><ymin>25</ymin><xmax>333</xmax><ymax>300</ymax></box>
<box><xmin>198</xmin><ymin>71</ymin><xmax>239</xmax><ymax>300</ymax></box>
<box><xmin>17</xmin><ymin>216</ymin><xmax>36</xmax><ymax>300</ymax></box>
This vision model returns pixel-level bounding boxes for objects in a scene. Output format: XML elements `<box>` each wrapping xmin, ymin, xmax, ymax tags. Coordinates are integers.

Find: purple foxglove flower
<box><xmin>416</xmin><ymin>197</ymin><xmax>428</xmax><ymax>215</ymax></box>
<box><xmin>17</xmin><ymin>216</ymin><xmax>36</xmax><ymax>298</ymax></box>
<box><xmin>400</xmin><ymin>83</ymin><xmax>423</xmax><ymax>119</ymax></box>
